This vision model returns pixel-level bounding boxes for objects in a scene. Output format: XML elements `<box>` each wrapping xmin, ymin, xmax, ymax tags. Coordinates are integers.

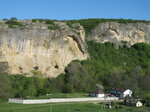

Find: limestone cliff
<box><xmin>0</xmin><ymin>20</ymin><xmax>150</xmax><ymax>77</ymax></box>
<box><xmin>0</xmin><ymin>20</ymin><xmax>88</xmax><ymax>77</ymax></box>
<box><xmin>87</xmin><ymin>22</ymin><xmax>150</xmax><ymax>47</ymax></box>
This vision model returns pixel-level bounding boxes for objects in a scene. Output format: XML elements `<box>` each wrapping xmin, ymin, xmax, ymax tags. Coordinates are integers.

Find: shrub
<box><xmin>5</xmin><ymin>20</ymin><xmax>23</xmax><ymax>28</ymax></box>
<box><xmin>32</xmin><ymin>19</ymin><xmax>38</xmax><ymax>23</ymax></box>
<box><xmin>143</xmin><ymin>94</ymin><xmax>150</xmax><ymax>106</ymax></box>
<box><xmin>10</xmin><ymin>17</ymin><xmax>17</xmax><ymax>20</ymax></box>
<box><xmin>0</xmin><ymin>72</ymin><xmax>11</xmax><ymax>98</ymax></box>
<box><xmin>46</xmin><ymin>20</ymin><xmax>59</xmax><ymax>30</ymax></box>
<box><xmin>3</xmin><ymin>18</ymin><xmax>8</xmax><ymax>21</ymax></box>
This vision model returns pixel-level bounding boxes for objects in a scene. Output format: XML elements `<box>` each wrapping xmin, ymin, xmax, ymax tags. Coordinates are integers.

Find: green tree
<box><xmin>10</xmin><ymin>17</ymin><xmax>17</xmax><ymax>20</ymax></box>
<box><xmin>0</xmin><ymin>72</ymin><xmax>11</xmax><ymax>98</ymax></box>
<box><xmin>143</xmin><ymin>94</ymin><xmax>150</xmax><ymax>106</ymax></box>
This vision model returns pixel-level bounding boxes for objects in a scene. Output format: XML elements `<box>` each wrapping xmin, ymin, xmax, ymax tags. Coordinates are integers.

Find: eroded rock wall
<box><xmin>0</xmin><ymin>20</ymin><xmax>150</xmax><ymax>77</ymax></box>
<box><xmin>87</xmin><ymin>22</ymin><xmax>150</xmax><ymax>47</ymax></box>
<box><xmin>0</xmin><ymin>21</ymin><xmax>88</xmax><ymax>77</ymax></box>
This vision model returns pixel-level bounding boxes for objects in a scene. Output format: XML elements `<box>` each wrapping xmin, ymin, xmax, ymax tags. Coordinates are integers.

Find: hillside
<box><xmin>0</xmin><ymin>19</ymin><xmax>150</xmax><ymax>102</ymax></box>
<box><xmin>1</xmin><ymin>41</ymin><xmax>150</xmax><ymax>100</ymax></box>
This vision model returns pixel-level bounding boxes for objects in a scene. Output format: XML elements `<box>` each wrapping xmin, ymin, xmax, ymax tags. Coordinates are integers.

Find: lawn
<box><xmin>0</xmin><ymin>102</ymin><xmax>149</xmax><ymax>112</ymax></box>
<box><xmin>25</xmin><ymin>93</ymin><xmax>88</xmax><ymax>99</ymax></box>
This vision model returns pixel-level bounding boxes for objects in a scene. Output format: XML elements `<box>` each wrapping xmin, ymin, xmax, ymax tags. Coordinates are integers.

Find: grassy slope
<box><xmin>26</xmin><ymin>93</ymin><xmax>88</xmax><ymax>99</ymax></box>
<box><xmin>0</xmin><ymin>102</ymin><xmax>149</xmax><ymax>112</ymax></box>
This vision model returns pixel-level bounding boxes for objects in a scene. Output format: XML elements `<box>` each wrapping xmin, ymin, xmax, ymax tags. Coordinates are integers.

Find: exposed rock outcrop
<box><xmin>0</xmin><ymin>20</ymin><xmax>88</xmax><ymax>77</ymax></box>
<box><xmin>87</xmin><ymin>22</ymin><xmax>150</xmax><ymax>47</ymax></box>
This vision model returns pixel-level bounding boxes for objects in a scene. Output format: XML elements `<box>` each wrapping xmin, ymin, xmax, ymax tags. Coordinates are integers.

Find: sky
<box><xmin>0</xmin><ymin>0</ymin><xmax>150</xmax><ymax>20</ymax></box>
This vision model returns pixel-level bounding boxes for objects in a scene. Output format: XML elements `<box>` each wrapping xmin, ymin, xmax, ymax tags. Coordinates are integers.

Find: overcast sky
<box><xmin>0</xmin><ymin>0</ymin><xmax>149</xmax><ymax>20</ymax></box>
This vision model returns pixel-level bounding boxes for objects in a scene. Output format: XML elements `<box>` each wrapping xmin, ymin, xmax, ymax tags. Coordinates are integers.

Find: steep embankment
<box><xmin>0</xmin><ymin>19</ymin><xmax>150</xmax><ymax>77</ymax></box>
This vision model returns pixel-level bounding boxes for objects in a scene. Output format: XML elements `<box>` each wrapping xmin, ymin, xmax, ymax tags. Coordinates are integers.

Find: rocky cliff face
<box><xmin>87</xmin><ymin>22</ymin><xmax>150</xmax><ymax>47</ymax></box>
<box><xmin>0</xmin><ymin>20</ymin><xmax>88</xmax><ymax>77</ymax></box>
<box><xmin>0</xmin><ymin>20</ymin><xmax>150</xmax><ymax>77</ymax></box>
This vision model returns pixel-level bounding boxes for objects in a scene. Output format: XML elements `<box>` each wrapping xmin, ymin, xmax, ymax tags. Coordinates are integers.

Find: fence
<box><xmin>9</xmin><ymin>97</ymin><xmax>118</xmax><ymax>104</ymax></box>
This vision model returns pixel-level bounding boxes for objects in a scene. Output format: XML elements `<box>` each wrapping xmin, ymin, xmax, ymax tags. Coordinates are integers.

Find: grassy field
<box><xmin>25</xmin><ymin>93</ymin><xmax>88</xmax><ymax>99</ymax></box>
<box><xmin>0</xmin><ymin>102</ymin><xmax>149</xmax><ymax>112</ymax></box>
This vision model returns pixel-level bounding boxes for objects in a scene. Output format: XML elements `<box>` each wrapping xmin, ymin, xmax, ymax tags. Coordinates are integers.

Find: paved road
<box><xmin>9</xmin><ymin>97</ymin><xmax>118</xmax><ymax>104</ymax></box>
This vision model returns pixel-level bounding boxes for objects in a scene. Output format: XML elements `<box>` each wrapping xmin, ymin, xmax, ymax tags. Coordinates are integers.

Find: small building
<box><xmin>125</xmin><ymin>100</ymin><xmax>143</xmax><ymax>107</ymax></box>
<box><xmin>89</xmin><ymin>90</ymin><xmax>105</xmax><ymax>98</ymax></box>
<box><xmin>109</xmin><ymin>88</ymin><xmax>132</xmax><ymax>99</ymax></box>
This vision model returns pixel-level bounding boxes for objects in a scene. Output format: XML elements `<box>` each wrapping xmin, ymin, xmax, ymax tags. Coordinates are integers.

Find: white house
<box><xmin>109</xmin><ymin>88</ymin><xmax>132</xmax><ymax>99</ymax></box>
<box><xmin>89</xmin><ymin>91</ymin><xmax>105</xmax><ymax>98</ymax></box>
<box><xmin>125</xmin><ymin>100</ymin><xmax>143</xmax><ymax>107</ymax></box>
<box><xmin>122</xmin><ymin>89</ymin><xmax>132</xmax><ymax>98</ymax></box>
<box><xmin>135</xmin><ymin>101</ymin><xmax>143</xmax><ymax>107</ymax></box>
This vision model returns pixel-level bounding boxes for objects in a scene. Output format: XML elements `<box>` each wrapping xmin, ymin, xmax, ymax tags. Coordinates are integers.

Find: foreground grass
<box><xmin>26</xmin><ymin>93</ymin><xmax>88</xmax><ymax>99</ymax></box>
<box><xmin>0</xmin><ymin>102</ymin><xmax>149</xmax><ymax>112</ymax></box>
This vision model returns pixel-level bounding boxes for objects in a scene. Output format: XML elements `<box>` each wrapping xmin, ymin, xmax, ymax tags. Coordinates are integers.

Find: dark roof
<box><xmin>110</xmin><ymin>88</ymin><xmax>130</xmax><ymax>92</ymax></box>
<box><xmin>90</xmin><ymin>90</ymin><xmax>104</xmax><ymax>94</ymax></box>
<box><xmin>126</xmin><ymin>100</ymin><xmax>142</xmax><ymax>104</ymax></box>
